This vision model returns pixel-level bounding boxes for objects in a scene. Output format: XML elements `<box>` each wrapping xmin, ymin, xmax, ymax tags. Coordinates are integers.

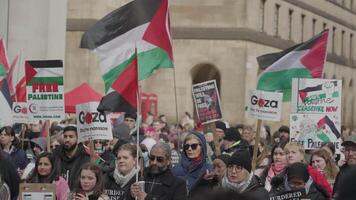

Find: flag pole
<box><xmin>252</xmin><ymin>119</ymin><xmax>262</xmax><ymax>171</ymax></box>
<box><xmin>135</xmin><ymin>47</ymin><xmax>141</xmax><ymax>183</ymax></box>
<box><xmin>172</xmin><ymin>67</ymin><xmax>181</xmax><ymax>152</ymax></box>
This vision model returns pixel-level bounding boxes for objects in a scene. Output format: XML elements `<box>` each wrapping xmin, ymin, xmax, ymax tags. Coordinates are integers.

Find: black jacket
<box><xmin>104</xmin><ymin>169</ymin><xmax>137</xmax><ymax>200</ymax></box>
<box><xmin>190</xmin><ymin>174</ymin><xmax>268</xmax><ymax>200</ymax></box>
<box><xmin>134</xmin><ymin>168</ymin><xmax>187</xmax><ymax>200</ymax></box>
<box><xmin>54</xmin><ymin>143</ymin><xmax>90</xmax><ymax>189</ymax></box>
<box><xmin>0</xmin><ymin>157</ymin><xmax>20</xmax><ymax>200</ymax></box>
<box><xmin>333</xmin><ymin>164</ymin><xmax>351</xmax><ymax>198</ymax></box>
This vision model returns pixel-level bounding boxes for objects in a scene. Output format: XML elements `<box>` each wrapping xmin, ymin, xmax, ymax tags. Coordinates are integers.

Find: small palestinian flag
<box><xmin>80</xmin><ymin>0</ymin><xmax>173</xmax><ymax>113</ymax></box>
<box><xmin>0</xmin><ymin>38</ymin><xmax>10</xmax><ymax>81</ymax></box>
<box><xmin>298</xmin><ymin>81</ymin><xmax>338</xmax><ymax>102</ymax></box>
<box><xmin>317</xmin><ymin>115</ymin><xmax>341</xmax><ymax>141</ymax></box>
<box><xmin>257</xmin><ymin>30</ymin><xmax>329</xmax><ymax>101</ymax></box>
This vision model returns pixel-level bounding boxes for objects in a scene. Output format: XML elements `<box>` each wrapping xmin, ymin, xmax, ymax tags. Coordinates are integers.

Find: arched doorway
<box><xmin>190</xmin><ymin>63</ymin><xmax>221</xmax><ymax>120</ymax></box>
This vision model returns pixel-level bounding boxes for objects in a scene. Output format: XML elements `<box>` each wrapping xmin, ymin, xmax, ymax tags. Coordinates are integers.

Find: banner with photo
<box><xmin>291</xmin><ymin>78</ymin><xmax>342</xmax><ymax>115</ymax></box>
<box><xmin>26</xmin><ymin>60</ymin><xmax>65</xmax><ymax>121</ymax></box>
<box><xmin>192</xmin><ymin>80</ymin><xmax>222</xmax><ymax>124</ymax></box>
<box><xmin>290</xmin><ymin>113</ymin><xmax>342</xmax><ymax>151</ymax></box>
<box><xmin>248</xmin><ymin>90</ymin><xmax>283</xmax><ymax>121</ymax></box>
<box><xmin>76</xmin><ymin>101</ymin><xmax>113</xmax><ymax>142</ymax></box>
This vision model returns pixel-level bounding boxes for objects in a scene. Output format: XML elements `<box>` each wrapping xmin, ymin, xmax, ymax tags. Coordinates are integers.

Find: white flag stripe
<box><xmin>264</xmin><ymin>50</ymin><xmax>308</xmax><ymax>73</ymax></box>
<box><xmin>34</xmin><ymin>67</ymin><xmax>63</xmax><ymax>77</ymax></box>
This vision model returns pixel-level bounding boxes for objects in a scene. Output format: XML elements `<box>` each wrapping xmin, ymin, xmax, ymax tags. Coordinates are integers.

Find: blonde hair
<box><xmin>284</xmin><ymin>142</ymin><xmax>306</xmax><ymax>163</ymax></box>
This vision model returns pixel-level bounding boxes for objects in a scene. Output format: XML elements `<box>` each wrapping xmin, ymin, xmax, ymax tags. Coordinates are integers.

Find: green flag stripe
<box><xmin>102</xmin><ymin>47</ymin><xmax>173</xmax><ymax>93</ymax></box>
<box><xmin>0</xmin><ymin>64</ymin><xmax>6</xmax><ymax>76</ymax></box>
<box><xmin>138</xmin><ymin>47</ymin><xmax>173</xmax><ymax>80</ymax></box>
<box><xmin>27</xmin><ymin>77</ymin><xmax>63</xmax><ymax>85</ymax></box>
<box><xmin>257</xmin><ymin>68</ymin><xmax>312</xmax><ymax>101</ymax></box>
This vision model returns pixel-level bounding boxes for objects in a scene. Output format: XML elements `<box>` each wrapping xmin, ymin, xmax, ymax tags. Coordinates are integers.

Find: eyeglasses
<box><xmin>149</xmin><ymin>155</ymin><xmax>165</xmax><ymax>163</ymax></box>
<box><xmin>183</xmin><ymin>143</ymin><xmax>200</xmax><ymax>151</ymax></box>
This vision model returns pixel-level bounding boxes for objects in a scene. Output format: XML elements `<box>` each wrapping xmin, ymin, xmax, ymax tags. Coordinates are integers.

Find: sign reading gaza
<box><xmin>76</xmin><ymin>102</ymin><xmax>113</xmax><ymax>142</ymax></box>
<box><xmin>248</xmin><ymin>90</ymin><xmax>283</xmax><ymax>121</ymax></box>
<box><xmin>192</xmin><ymin>80</ymin><xmax>222</xmax><ymax>124</ymax></box>
<box><xmin>25</xmin><ymin>60</ymin><xmax>65</xmax><ymax>121</ymax></box>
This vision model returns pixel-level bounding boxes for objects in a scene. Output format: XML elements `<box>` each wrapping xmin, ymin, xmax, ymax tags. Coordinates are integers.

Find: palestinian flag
<box><xmin>256</xmin><ymin>30</ymin><xmax>329</xmax><ymax>101</ymax></box>
<box><xmin>298</xmin><ymin>81</ymin><xmax>338</xmax><ymax>102</ymax></box>
<box><xmin>317</xmin><ymin>115</ymin><xmax>341</xmax><ymax>140</ymax></box>
<box><xmin>0</xmin><ymin>38</ymin><xmax>10</xmax><ymax>81</ymax></box>
<box><xmin>25</xmin><ymin>60</ymin><xmax>64</xmax><ymax>87</ymax></box>
<box><xmin>80</xmin><ymin>0</ymin><xmax>173</xmax><ymax>113</ymax></box>
<box><xmin>6</xmin><ymin>55</ymin><xmax>27</xmax><ymax>102</ymax></box>
<box><xmin>0</xmin><ymin>80</ymin><xmax>13</xmax><ymax>126</ymax></box>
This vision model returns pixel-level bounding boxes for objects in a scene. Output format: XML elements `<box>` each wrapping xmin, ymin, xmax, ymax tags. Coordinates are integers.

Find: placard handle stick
<box><xmin>252</xmin><ymin>119</ymin><xmax>262</xmax><ymax>171</ymax></box>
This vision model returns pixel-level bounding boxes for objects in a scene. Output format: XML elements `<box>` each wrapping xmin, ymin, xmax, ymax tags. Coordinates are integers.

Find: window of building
<box><xmin>341</xmin><ymin>30</ymin><xmax>345</xmax><ymax>57</ymax></box>
<box><xmin>289</xmin><ymin>9</ymin><xmax>293</xmax><ymax>40</ymax></box>
<box><xmin>301</xmin><ymin>14</ymin><xmax>306</xmax><ymax>41</ymax></box>
<box><xmin>323</xmin><ymin>22</ymin><xmax>327</xmax><ymax>30</ymax></box>
<box><xmin>259</xmin><ymin>0</ymin><xmax>266</xmax><ymax>32</ymax></box>
<box><xmin>332</xmin><ymin>26</ymin><xmax>336</xmax><ymax>54</ymax></box>
<box><xmin>312</xmin><ymin>18</ymin><xmax>317</xmax><ymax>35</ymax></box>
<box><xmin>274</xmin><ymin>4</ymin><xmax>280</xmax><ymax>37</ymax></box>
<box><xmin>351</xmin><ymin>33</ymin><xmax>354</xmax><ymax>60</ymax></box>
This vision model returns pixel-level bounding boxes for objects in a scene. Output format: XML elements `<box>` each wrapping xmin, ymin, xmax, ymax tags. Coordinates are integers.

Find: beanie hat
<box><xmin>287</xmin><ymin>163</ymin><xmax>309</xmax><ymax>182</ymax></box>
<box><xmin>216</xmin><ymin>154</ymin><xmax>230</xmax><ymax>165</ymax></box>
<box><xmin>31</xmin><ymin>137</ymin><xmax>47</xmax><ymax>151</ymax></box>
<box><xmin>215</xmin><ymin>121</ymin><xmax>227</xmax><ymax>133</ymax></box>
<box><xmin>124</xmin><ymin>112</ymin><xmax>137</xmax><ymax>121</ymax></box>
<box><xmin>223</xmin><ymin>128</ymin><xmax>241</xmax><ymax>142</ymax></box>
<box><xmin>227</xmin><ymin>150</ymin><xmax>252</xmax><ymax>172</ymax></box>
<box><xmin>112</xmin><ymin>123</ymin><xmax>130</xmax><ymax>140</ymax></box>
<box><xmin>278</xmin><ymin>125</ymin><xmax>290</xmax><ymax>134</ymax></box>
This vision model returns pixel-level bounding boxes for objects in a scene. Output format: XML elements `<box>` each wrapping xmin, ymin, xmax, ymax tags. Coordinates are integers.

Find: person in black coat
<box><xmin>53</xmin><ymin>126</ymin><xmax>90</xmax><ymax>189</ymax></box>
<box><xmin>130</xmin><ymin>142</ymin><xmax>187</xmax><ymax>200</ymax></box>
<box><xmin>0</xmin><ymin>149</ymin><xmax>20</xmax><ymax>200</ymax></box>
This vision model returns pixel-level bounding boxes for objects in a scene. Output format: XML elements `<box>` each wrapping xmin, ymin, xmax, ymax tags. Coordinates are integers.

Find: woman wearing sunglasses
<box><xmin>172</xmin><ymin>131</ymin><xmax>212</xmax><ymax>192</ymax></box>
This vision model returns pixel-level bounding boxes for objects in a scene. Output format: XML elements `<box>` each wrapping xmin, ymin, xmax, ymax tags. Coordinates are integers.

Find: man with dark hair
<box><xmin>278</xmin><ymin>125</ymin><xmax>290</xmax><ymax>143</ymax></box>
<box><xmin>333</xmin><ymin>135</ymin><xmax>356</xmax><ymax>198</ymax></box>
<box><xmin>130</xmin><ymin>142</ymin><xmax>187</xmax><ymax>200</ymax></box>
<box><xmin>124</xmin><ymin>112</ymin><xmax>137</xmax><ymax>131</ymax></box>
<box><xmin>53</xmin><ymin>125</ymin><xmax>90</xmax><ymax>190</ymax></box>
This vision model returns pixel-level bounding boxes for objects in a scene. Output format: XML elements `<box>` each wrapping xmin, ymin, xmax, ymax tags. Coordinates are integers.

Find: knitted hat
<box><xmin>216</xmin><ymin>154</ymin><xmax>230</xmax><ymax>165</ymax></box>
<box><xmin>215</xmin><ymin>121</ymin><xmax>227</xmax><ymax>132</ymax></box>
<box><xmin>227</xmin><ymin>150</ymin><xmax>252</xmax><ymax>172</ymax></box>
<box><xmin>287</xmin><ymin>163</ymin><xmax>309</xmax><ymax>182</ymax></box>
<box><xmin>223</xmin><ymin>128</ymin><xmax>241</xmax><ymax>142</ymax></box>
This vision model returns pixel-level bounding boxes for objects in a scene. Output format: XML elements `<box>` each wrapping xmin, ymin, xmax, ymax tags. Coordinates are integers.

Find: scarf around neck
<box><xmin>267</xmin><ymin>162</ymin><xmax>287</xmax><ymax>182</ymax></box>
<box><xmin>113</xmin><ymin>162</ymin><xmax>140</xmax><ymax>187</ymax></box>
<box><xmin>221</xmin><ymin>173</ymin><xmax>253</xmax><ymax>193</ymax></box>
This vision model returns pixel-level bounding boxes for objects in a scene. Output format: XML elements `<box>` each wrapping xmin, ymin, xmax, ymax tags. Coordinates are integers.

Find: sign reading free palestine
<box><xmin>26</xmin><ymin>60</ymin><xmax>65</xmax><ymax>121</ymax></box>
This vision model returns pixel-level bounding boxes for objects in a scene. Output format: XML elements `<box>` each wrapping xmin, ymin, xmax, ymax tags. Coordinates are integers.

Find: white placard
<box><xmin>248</xmin><ymin>90</ymin><xmax>283</xmax><ymax>121</ymax></box>
<box><xmin>12</xmin><ymin>102</ymin><xmax>28</xmax><ymax>123</ymax></box>
<box><xmin>76</xmin><ymin>101</ymin><xmax>113</xmax><ymax>142</ymax></box>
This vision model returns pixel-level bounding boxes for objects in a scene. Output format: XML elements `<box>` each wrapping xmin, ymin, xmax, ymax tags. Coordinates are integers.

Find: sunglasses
<box><xmin>149</xmin><ymin>155</ymin><xmax>165</xmax><ymax>163</ymax></box>
<box><xmin>183</xmin><ymin>143</ymin><xmax>200</xmax><ymax>151</ymax></box>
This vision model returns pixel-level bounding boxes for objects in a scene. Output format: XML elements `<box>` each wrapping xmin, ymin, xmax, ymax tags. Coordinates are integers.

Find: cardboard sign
<box><xmin>26</xmin><ymin>60</ymin><xmax>65</xmax><ymax>121</ymax></box>
<box><xmin>19</xmin><ymin>183</ymin><xmax>55</xmax><ymax>200</ymax></box>
<box><xmin>76</xmin><ymin>102</ymin><xmax>113</xmax><ymax>142</ymax></box>
<box><xmin>291</xmin><ymin>78</ymin><xmax>342</xmax><ymax>115</ymax></box>
<box><xmin>290</xmin><ymin>113</ymin><xmax>342</xmax><ymax>150</ymax></box>
<box><xmin>248</xmin><ymin>90</ymin><xmax>283</xmax><ymax>121</ymax></box>
<box><xmin>192</xmin><ymin>80</ymin><xmax>222</xmax><ymax>124</ymax></box>
<box><xmin>269</xmin><ymin>189</ymin><xmax>306</xmax><ymax>200</ymax></box>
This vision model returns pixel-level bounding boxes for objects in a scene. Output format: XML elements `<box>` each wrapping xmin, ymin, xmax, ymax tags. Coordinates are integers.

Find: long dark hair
<box><xmin>74</xmin><ymin>162</ymin><xmax>104</xmax><ymax>197</ymax></box>
<box><xmin>28</xmin><ymin>152</ymin><xmax>59</xmax><ymax>183</ymax></box>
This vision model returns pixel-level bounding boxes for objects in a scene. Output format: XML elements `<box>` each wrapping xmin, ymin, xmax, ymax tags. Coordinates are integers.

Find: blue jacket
<box><xmin>5</xmin><ymin>146</ymin><xmax>29</xmax><ymax>170</ymax></box>
<box><xmin>172</xmin><ymin>131</ymin><xmax>212</xmax><ymax>192</ymax></box>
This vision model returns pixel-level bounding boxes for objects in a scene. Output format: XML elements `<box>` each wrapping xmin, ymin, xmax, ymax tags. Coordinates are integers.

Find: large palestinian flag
<box><xmin>256</xmin><ymin>30</ymin><xmax>329</xmax><ymax>101</ymax></box>
<box><xmin>80</xmin><ymin>0</ymin><xmax>173</xmax><ymax>113</ymax></box>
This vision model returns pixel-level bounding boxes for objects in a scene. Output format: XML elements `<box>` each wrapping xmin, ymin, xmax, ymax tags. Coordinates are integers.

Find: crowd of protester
<box><xmin>0</xmin><ymin>112</ymin><xmax>356</xmax><ymax>200</ymax></box>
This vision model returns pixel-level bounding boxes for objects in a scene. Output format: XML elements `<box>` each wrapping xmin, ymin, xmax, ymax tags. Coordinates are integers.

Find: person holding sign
<box><xmin>70</xmin><ymin>162</ymin><xmax>109</xmax><ymax>200</ymax></box>
<box><xmin>27</xmin><ymin>152</ymin><xmax>70</xmax><ymax>200</ymax></box>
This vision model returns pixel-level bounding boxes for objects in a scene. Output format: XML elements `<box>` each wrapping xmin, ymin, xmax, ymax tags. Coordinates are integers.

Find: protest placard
<box><xmin>19</xmin><ymin>183</ymin><xmax>55</xmax><ymax>200</ymax></box>
<box><xmin>269</xmin><ymin>189</ymin><xmax>306</xmax><ymax>200</ymax></box>
<box><xmin>290</xmin><ymin>113</ymin><xmax>342</xmax><ymax>150</ymax></box>
<box><xmin>291</xmin><ymin>78</ymin><xmax>341</xmax><ymax>115</ymax></box>
<box><xmin>12</xmin><ymin>102</ymin><xmax>28</xmax><ymax>123</ymax></box>
<box><xmin>76</xmin><ymin>101</ymin><xmax>113</xmax><ymax>142</ymax></box>
<box><xmin>192</xmin><ymin>80</ymin><xmax>222</xmax><ymax>124</ymax></box>
<box><xmin>26</xmin><ymin>60</ymin><xmax>65</xmax><ymax>121</ymax></box>
<box><xmin>248</xmin><ymin>90</ymin><xmax>283</xmax><ymax>121</ymax></box>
